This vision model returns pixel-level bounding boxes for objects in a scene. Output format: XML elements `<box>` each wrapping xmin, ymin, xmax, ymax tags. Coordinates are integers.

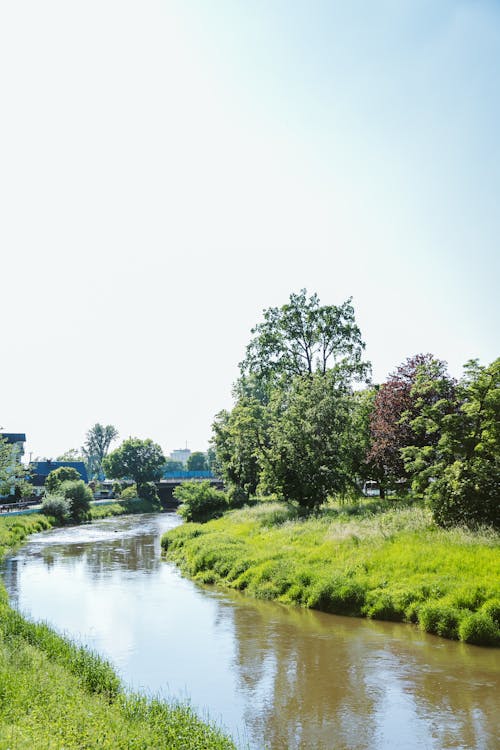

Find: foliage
<box><xmin>174</xmin><ymin>481</ymin><xmax>228</xmax><ymax>522</ymax></box>
<box><xmin>163</xmin><ymin>457</ymin><xmax>184</xmax><ymax>473</ymax></box>
<box><xmin>260</xmin><ymin>371</ymin><xmax>356</xmax><ymax>508</ymax></box>
<box><xmin>0</xmin><ymin>436</ymin><xmax>29</xmax><ymax>497</ymax></box>
<box><xmin>368</xmin><ymin>354</ymin><xmax>455</xmax><ymax>497</ymax></box>
<box><xmin>42</xmin><ymin>493</ymin><xmax>70</xmax><ymax>523</ymax></box>
<box><xmin>56</xmin><ymin>448</ymin><xmax>85</xmax><ymax>462</ymax></box>
<box><xmin>211</xmin><ymin>399</ymin><xmax>267</xmax><ymax>499</ymax></box>
<box><xmin>120</xmin><ymin>484</ymin><xmax>139</xmax><ymax>500</ymax></box>
<box><xmin>45</xmin><ymin>466</ymin><xmax>81</xmax><ymax>493</ymax></box>
<box><xmin>60</xmin><ymin>480</ymin><xmax>93</xmax><ymax>522</ymax></box>
<box><xmin>240</xmin><ymin>289</ymin><xmax>368</xmax><ymax>394</ymax></box>
<box><xmin>136</xmin><ymin>481</ymin><xmax>160</xmax><ymax>505</ymax></box>
<box><xmin>83</xmin><ymin>423</ymin><xmax>119</xmax><ymax>479</ymax></box>
<box><xmin>404</xmin><ymin>357</ymin><xmax>499</xmax><ymax>529</ymax></box>
<box><xmin>103</xmin><ymin>437</ymin><xmax>165</xmax><ymax>486</ymax></box>
<box><xmin>186</xmin><ymin>451</ymin><xmax>208</xmax><ymax>471</ymax></box>
<box><xmin>162</xmin><ymin>501</ymin><xmax>500</xmax><ymax>646</ymax></box>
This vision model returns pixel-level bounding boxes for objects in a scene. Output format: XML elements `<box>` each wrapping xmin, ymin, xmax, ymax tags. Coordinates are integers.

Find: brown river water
<box><xmin>2</xmin><ymin>512</ymin><xmax>499</xmax><ymax>749</ymax></box>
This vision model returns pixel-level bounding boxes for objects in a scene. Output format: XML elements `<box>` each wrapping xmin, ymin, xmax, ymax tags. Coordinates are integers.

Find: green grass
<box><xmin>162</xmin><ymin>501</ymin><xmax>500</xmax><ymax>646</ymax></box>
<box><xmin>0</xmin><ymin>514</ymin><xmax>236</xmax><ymax>749</ymax></box>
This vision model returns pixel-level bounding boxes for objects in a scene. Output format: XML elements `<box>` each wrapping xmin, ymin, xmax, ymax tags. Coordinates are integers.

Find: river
<box><xmin>2</xmin><ymin>512</ymin><xmax>499</xmax><ymax>749</ymax></box>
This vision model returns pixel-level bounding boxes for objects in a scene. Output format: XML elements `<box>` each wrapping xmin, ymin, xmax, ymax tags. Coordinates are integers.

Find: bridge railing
<box><xmin>162</xmin><ymin>471</ymin><xmax>215</xmax><ymax>480</ymax></box>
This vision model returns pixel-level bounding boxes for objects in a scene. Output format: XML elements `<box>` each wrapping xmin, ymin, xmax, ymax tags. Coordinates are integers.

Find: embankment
<box><xmin>0</xmin><ymin>512</ymin><xmax>236</xmax><ymax>750</ymax></box>
<box><xmin>162</xmin><ymin>501</ymin><xmax>500</xmax><ymax>646</ymax></box>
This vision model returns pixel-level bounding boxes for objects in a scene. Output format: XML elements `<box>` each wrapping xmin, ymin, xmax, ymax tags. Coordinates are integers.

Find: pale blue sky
<box><xmin>1</xmin><ymin>1</ymin><xmax>498</xmax><ymax>458</ymax></box>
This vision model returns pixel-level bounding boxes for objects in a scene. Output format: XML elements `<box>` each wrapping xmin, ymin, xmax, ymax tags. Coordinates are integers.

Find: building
<box><xmin>169</xmin><ymin>448</ymin><xmax>191</xmax><ymax>466</ymax></box>
<box><xmin>29</xmin><ymin>460</ymin><xmax>88</xmax><ymax>489</ymax></box>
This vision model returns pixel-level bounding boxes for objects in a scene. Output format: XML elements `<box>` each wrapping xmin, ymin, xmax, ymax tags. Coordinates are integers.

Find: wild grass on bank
<box><xmin>162</xmin><ymin>501</ymin><xmax>500</xmax><ymax>646</ymax></box>
<box><xmin>0</xmin><ymin>601</ymin><xmax>235</xmax><ymax>749</ymax></box>
<box><xmin>0</xmin><ymin>511</ymin><xmax>236</xmax><ymax>749</ymax></box>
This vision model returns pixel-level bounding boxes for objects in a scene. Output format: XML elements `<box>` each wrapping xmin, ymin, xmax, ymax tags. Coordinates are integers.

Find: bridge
<box><xmin>157</xmin><ymin>471</ymin><xmax>224</xmax><ymax>505</ymax></box>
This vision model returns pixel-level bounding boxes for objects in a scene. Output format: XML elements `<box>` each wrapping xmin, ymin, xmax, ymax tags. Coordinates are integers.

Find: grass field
<box><xmin>0</xmin><ymin>512</ymin><xmax>236</xmax><ymax>749</ymax></box>
<box><xmin>162</xmin><ymin>500</ymin><xmax>500</xmax><ymax>646</ymax></box>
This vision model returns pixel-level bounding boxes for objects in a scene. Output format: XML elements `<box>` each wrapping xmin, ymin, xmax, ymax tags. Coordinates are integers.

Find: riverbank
<box><xmin>161</xmin><ymin>501</ymin><xmax>500</xmax><ymax>646</ymax></box>
<box><xmin>0</xmin><ymin>512</ymin><xmax>236</xmax><ymax>749</ymax></box>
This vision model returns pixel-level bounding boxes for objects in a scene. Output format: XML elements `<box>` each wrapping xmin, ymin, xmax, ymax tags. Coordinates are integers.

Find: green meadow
<box><xmin>0</xmin><ymin>513</ymin><xmax>236</xmax><ymax>750</ymax></box>
<box><xmin>162</xmin><ymin>501</ymin><xmax>500</xmax><ymax>646</ymax></box>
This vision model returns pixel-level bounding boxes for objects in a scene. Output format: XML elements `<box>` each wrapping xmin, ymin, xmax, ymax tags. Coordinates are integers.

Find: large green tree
<box><xmin>103</xmin><ymin>438</ymin><xmax>165</xmax><ymax>489</ymax></box>
<box><xmin>240</xmin><ymin>289</ymin><xmax>368</xmax><ymax>396</ymax></box>
<box><xmin>259</xmin><ymin>371</ymin><xmax>356</xmax><ymax>509</ymax></box>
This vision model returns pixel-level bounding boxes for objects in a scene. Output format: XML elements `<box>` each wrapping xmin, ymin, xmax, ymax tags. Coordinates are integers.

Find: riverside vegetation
<box><xmin>0</xmin><ymin>513</ymin><xmax>236</xmax><ymax>749</ymax></box>
<box><xmin>162</xmin><ymin>291</ymin><xmax>499</xmax><ymax>647</ymax></box>
<box><xmin>162</xmin><ymin>499</ymin><xmax>500</xmax><ymax>647</ymax></box>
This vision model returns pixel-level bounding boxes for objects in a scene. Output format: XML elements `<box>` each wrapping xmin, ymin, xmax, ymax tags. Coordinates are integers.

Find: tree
<box><xmin>56</xmin><ymin>449</ymin><xmax>85</xmax><ymax>462</ymax></box>
<box><xmin>367</xmin><ymin>354</ymin><xmax>454</xmax><ymax>497</ymax></box>
<box><xmin>83</xmin><ymin>424</ymin><xmax>119</xmax><ymax>479</ymax></box>
<box><xmin>240</xmin><ymin>289</ymin><xmax>368</xmax><ymax>396</ymax></box>
<box><xmin>406</xmin><ymin>358</ymin><xmax>499</xmax><ymax>528</ymax></box>
<box><xmin>211</xmin><ymin>399</ymin><xmax>268</xmax><ymax>499</ymax></box>
<box><xmin>163</xmin><ymin>458</ymin><xmax>184</xmax><ymax>473</ymax></box>
<box><xmin>259</xmin><ymin>371</ymin><xmax>355</xmax><ymax>509</ymax></box>
<box><xmin>0</xmin><ymin>436</ymin><xmax>28</xmax><ymax>498</ymax></box>
<box><xmin>103</xmin><ymin>438</ymin><xmax>165</xmax><ymax>495</ymax></box>
<box><xmin>60</xmin><ymin>479</ymin><xmax>93</xmax><ymax>523</ymax></box>
<box><xmin>45</xmin><ymin>466</ymin><xmax>81</xmax><ymax>494</ymax></box>
<box><xmin>186</xmin><ymin>451</ymin><xmax>207</xmax><ymax>471</ymax></box>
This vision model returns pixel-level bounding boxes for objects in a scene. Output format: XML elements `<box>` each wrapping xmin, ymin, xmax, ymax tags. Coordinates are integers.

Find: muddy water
<box><xmin>2</xmin><ymin>512</ymin><xmax>498</xmax><ymax>749</ymax></box>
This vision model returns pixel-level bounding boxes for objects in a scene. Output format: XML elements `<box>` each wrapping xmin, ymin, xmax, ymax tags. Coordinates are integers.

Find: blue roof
<box><xmin>30</xmin><ymin>461</ymin><xmax>88</xmax><ymax>483</ymax></box>
<box><xmin>1</xmin><ymin>433</ymin><xmax>26</xmax><ymax>444</ymax></box>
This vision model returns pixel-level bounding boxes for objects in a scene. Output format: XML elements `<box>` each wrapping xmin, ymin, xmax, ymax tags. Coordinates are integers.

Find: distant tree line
<box><xmin>211</xmin><ymin>290</ymin><xmax>499</xmax><ymax>529</ymax></box>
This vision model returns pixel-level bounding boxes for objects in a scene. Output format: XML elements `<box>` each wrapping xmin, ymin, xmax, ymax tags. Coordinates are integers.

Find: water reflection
<box><xmin>2</xmin><ymin>513</ymin><xmax>499</xmax><ymax>750</ymax></box>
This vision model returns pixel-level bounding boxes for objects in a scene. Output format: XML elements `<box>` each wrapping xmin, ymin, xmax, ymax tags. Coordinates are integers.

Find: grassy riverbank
<box><xmin>162</xmin><ymin>501</ymin><xmax>500</xmax><ymax>646</ymax></box>
<box><xmin>0</xmin><ymin>513</ymin><xmax>236</xmax><ymax>749</ymax></box>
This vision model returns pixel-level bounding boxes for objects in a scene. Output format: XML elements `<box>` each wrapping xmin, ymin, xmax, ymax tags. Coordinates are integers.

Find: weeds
<box><xmin>162</xmin><ymin>501</ymin><xmax>500</xmax><ymax>647</ymax></box>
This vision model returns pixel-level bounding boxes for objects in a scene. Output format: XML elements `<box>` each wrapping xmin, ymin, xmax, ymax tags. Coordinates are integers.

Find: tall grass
<box><xmin>0</xmin><ymin>514</ymin><xmax>236</xmax><ymax>749</ymax></box>
<box><xmin>162</xmin><ymin>501</ymin><xmax>500</xmax><ymax>646</ymax></box>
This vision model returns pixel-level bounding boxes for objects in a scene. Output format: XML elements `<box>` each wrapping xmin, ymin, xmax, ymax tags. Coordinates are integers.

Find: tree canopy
<box><xmin>240</xmin><ymin>289</ymin><xmax>368</xmax><ymax>395</ymax></box>
<box><xmin>103</xmin><ymin>438</ymin><xmax>165</xmax><ymax>488</ymax></box>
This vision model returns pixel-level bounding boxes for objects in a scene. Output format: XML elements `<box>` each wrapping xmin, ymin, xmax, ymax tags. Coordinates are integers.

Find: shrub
<box><xmin>41</xmin><ymin>494</ymin><xmax>70</xmax><ymax>523</ymax></box>
<box><xmin>174</xmin><ymin>481</ymin><xmax>228</xmax><ymax>523</ymax></box>
<box><xmin>120</xmin><ymin>484</ymin><xmax>139</xmax><ymax>500</ymax></box>
<box><xmin>481</xmin><ymin>599</ymin><xmax>500</xmax><ymax>628</ymax></box>
<box><xmin>45</xmin><ymin>466</ymin><xmax>81</xmax><ymax>493</ymax></box>
<box><xmin>60</xmin><ymin>480</ymin><xmax>93</xmax><ymax>523</ymax></box>
<box><xmin>458</xmin><ymin>612</ymin><xmax>500</xmax><ymax>646</ymax></box>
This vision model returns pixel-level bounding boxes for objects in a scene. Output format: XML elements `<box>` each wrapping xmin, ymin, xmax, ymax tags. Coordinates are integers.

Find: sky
<box><xmin>1</xmin><ymin>0</ymin><xmax>499</xmax><ymax>460</ymax></box>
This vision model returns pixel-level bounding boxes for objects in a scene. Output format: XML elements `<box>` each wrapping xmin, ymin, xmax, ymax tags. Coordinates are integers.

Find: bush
<box><xmin>174</xmin><ymin>481</ymin><xmax>228</xmax><ymax>523</ymax></box>
<box><xmin>429</xmin><ymin>461</ymin><xmax>499</xmax><ymax>530</ymax></box>
<box><xmin>458</xmin><ymin>612</ymin><xmax>500</xmax><ymax>646</ymax></box>
<box><xmin>45</xmin><ymin>467</ymin><xmax>81</xmax><ymax>493</ymax></box>
<box><xmin>41</xmin><ymin>494</ymin><xmax>70</xmax><ymax>523</ymax></box>
<box><xmin>120</xmin><ymin>484</ymin><xmax>139</xmax><ymax>500</ymax></box>
<box><xmin>60</xmin><ymin>480</ymin><xmax>93</xmax><ymax>523</ymax></box>
<box><xmin>481</xmin><ymin>599</ymin><xmax>500</xmax><ymax>628</ymax></box>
